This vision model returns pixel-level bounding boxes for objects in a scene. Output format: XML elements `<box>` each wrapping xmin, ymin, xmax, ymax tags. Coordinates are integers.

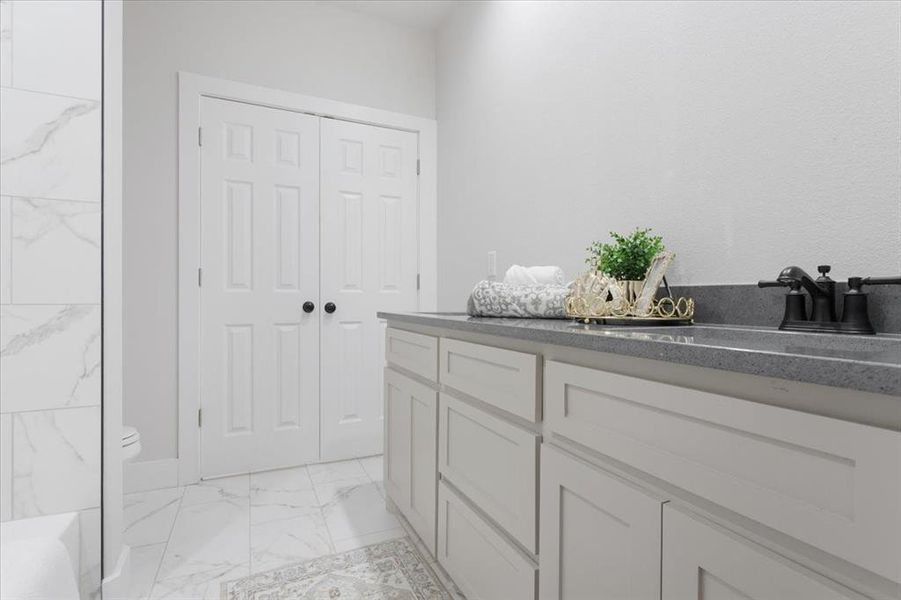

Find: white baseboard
<box><xmin>124</xmin><ymin>459</ymin><xmax>180</xmax><ymax>494</ymax></box>
<box><xmin>101</xmin><ymin>545</ymin><xmax>131</xmax><ymax>599</ymax></box>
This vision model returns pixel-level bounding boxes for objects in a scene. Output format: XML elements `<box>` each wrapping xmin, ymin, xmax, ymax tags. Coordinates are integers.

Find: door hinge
<box><xmin>198</xmin><ymin>408</ymin><xmax>202</xmax><ymax>428</ymax></box>
<box><xmin>416</xmin><ymin>273</ymin><xmax>421</xmax><ymax>290</ymax></box>
<box><xmin>198</xmin><ymin>267</ymin><xmax>202</xmax><ymax>287</ymax></box>
<box><xmin>416</xmin><ymin>159</ymin><xmax>420</xmax><ymax>176</ymax></box>
<box><xmin>198</xmin><ymin>126</ymin><xmax>203</xmax><ymax>146</ymax></box>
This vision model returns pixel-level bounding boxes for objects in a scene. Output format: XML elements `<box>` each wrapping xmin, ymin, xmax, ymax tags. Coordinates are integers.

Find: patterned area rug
<box><xmin>221</xmin><ymin>538</ymin><xmax>453</xmax><ymax>599</ymax></box>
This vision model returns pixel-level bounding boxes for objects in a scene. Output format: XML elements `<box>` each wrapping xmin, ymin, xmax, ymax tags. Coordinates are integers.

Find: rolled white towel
<box><xmin>503</xmin><ymin>265</ymin><xmax>565</xmax><ymax>286</ymax></box>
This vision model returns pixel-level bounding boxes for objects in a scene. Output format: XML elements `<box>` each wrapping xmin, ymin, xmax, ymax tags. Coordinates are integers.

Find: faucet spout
<box><xmin>776</xmin><ymin>266</ymin><xmax>826</xmax><ymax>298</ymax></box>
<box><xmin>776</xmin><ymin>266</ymin><xmax>836</xmax><ymax>322</ymax></box>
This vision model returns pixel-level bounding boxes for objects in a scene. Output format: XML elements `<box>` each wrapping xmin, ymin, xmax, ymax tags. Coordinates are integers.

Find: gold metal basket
<box><xmin>565</xmin><ymin>272</ymin><xmax>695</xmax><ymax>324</ymax></box>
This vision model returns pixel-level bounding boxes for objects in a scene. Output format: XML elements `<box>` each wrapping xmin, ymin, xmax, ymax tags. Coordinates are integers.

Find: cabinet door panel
<box><xmin>540</xmin><ymin>445</ymin><xmax>662</xmax><ymax>600</ymax></box>
<box><xmin>663</xmin><ymin>506</ymin><xmax>867</xmax><ymax>600</ymax></box>
<box><xmin>384</xmin><ymin>367</ymin><xmax>437</xmax><ymax>555</ymax></box>
<box><xmin>384</xmin><ymin>368</ymin><xmax>411</xmax><ymax>510</ymax></box>
<box><xmin>408</xmin><ymin>377</ymin><xmax>437</xmax><ymax>554</ymax></box>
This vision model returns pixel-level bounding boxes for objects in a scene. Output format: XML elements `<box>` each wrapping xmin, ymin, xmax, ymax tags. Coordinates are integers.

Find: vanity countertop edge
<box><xmin>378</xmin><ymin>312</ymin><xmax>901</xmax><ymax>399</ymax></box>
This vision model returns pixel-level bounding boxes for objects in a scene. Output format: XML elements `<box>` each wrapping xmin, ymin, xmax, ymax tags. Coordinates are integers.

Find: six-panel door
<box><xmin>319</xmin><ymin>118</ymin><xmax>420</xmax><ymax>461</ymax></box>
<box><xmin>540</xmin><ymin>445</ymin><xmax>663</xmax><ymax>600</ymax></box>
<box><xmin>200</xmin><ymin>97</ymin><xmax>320</xmax><ymax>477</ymax></box>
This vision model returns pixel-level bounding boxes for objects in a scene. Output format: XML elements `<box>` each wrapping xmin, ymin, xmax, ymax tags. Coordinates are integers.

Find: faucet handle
<box><xmin>758</xmin><ymin>279</ymin><xmax>803</xmax><ymax>292</ymax></box>
<box><xmin>862</xmin><ymin>276</ymin><xmax>901</xmax><ymax>286</ymax></box>
<box><xmin>817</xmin><ymin>265</ymin><xmax>831</xmax><ymax>276</ymax></box>
<box><xmin>758</xmin><ymin>280</ymin><xmax>787</xmax><ymax>288</ymax></box>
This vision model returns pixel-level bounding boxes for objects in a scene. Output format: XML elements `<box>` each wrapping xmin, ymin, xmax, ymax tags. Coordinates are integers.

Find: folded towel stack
<box><xmin>467</xmin><ymin>279</ymin><xmax>571</xmax><ymax>319</ymax></box>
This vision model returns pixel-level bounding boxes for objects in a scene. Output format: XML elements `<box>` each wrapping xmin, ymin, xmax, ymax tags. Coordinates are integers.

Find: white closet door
<box><xmin>200</xmin><ymin>97</ymin><xmax>320</xmax><ymax>477</ymax></box>
<box><xmin>319</xmin><ymin>119</ymin><xmax>419</xmax><ymax>460</ymax></box>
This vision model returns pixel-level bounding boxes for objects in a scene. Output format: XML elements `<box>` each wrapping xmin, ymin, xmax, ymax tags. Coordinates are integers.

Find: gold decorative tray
<box><xmin>565</xmin><ymin>272</ymin><xmax>695</xmax><ymax>325</ymax></box>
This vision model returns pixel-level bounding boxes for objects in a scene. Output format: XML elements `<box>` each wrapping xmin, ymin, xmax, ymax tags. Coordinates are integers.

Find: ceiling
<box><xmin>320</xmin><ymin>0</ymin><xmax>458</xmax><ymax>30</ymax></box>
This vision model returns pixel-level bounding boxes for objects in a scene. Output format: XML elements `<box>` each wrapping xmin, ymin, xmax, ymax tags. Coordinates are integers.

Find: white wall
<box><xmin>124</xmin><ymin>0</ymin><xmax>436</xmax><ymax>460</ymax></box>
<box><xmin>0</xmin><ymin>0</ymin><xmax>103</xmax><ymax>596</ymax></box>
<box><xmin>436</xmin><ymin>1</ymin><xmax>901</xmax><ymax>310</ymax></box>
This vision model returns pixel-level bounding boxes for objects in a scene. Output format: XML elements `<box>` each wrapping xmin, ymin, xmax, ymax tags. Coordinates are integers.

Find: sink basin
<box><xmin>567</xmin><ymin>323</ymin><xmax>901</xmax><ymax>364</ymax></box>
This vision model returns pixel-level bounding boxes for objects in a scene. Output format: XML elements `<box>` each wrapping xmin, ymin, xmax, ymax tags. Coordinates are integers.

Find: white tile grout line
<box><xmin>0</xmin><ymin>84</ymin><xmax>101</xmax><ymax>105</ymax></box>
<box><xmin>146</xmin><ymin>485</ymin><xmax>188</xmax><ymax>599</ymax></box>
<box><xmin>306</xmin><ymin>464</ymin><xmax>337</xmax><ymax>556</ymax></box>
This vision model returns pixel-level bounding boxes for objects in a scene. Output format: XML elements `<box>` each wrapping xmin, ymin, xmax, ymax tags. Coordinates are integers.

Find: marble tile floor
<box><xmin>123</xmin><ymin>455</ymin><xmax>405</xmax><ymax>599</ymax></box>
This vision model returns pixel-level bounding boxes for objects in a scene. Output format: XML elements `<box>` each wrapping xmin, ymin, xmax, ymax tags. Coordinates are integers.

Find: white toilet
<box><xmin>122</xmin><ymin>425</ymin><xmax>142</xmax><ymax>462</ymax></box>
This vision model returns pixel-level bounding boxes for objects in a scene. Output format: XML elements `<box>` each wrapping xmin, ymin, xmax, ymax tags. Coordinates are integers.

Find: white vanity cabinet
<box><xmin>384</xmin><ymin>361</ymin><xmax>439</xmax><ymax>554</ymax></box>
<box><xmin>662</xmin><ymin>506</ymin><xmax>866</xmax><ymax>600</ymax></box>
<box><xmin>381</xmin><ymin>319</ymin><xmax>901</xmax><ymax>600</ymax></box>
<box><xmin>544</xmin><ymin>359</ymin><xmax>901</xmax><ymax>582</ymax></box>
<box><xmin>539</xmin><ymin>445</ymin><xmax>663</xmax><ymax>600</ymax></box>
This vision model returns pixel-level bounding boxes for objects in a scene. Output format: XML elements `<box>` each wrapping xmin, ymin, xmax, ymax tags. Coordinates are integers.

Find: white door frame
<box><xmin>177</xmin><ymin>71</ymin><xmax>437</xmax><ymax>485</ymax></box>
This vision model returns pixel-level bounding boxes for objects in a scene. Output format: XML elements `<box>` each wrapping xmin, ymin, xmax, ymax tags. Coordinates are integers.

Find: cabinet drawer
<box><xmin>439</xmin><ymin>393</ymin><xmax>538</xmax><ymax>551</ymax></box>
<box><xmin>439</xmin><ymin>338</ymin><xmax>539</xmax><ymax>422</ymax></box>
<box><xmin>385</xmin><ymin>328</ymin><xmax>438</xmax><ymax>382</ymax></box>
<box><xmin>540</xmin><ymin>445</ymin><xmax>662</xmax><ymax>600</ymax></box>
<box><xmin>438</xmin><ymin>481</ymin><xmax>537</xmax><ymax>600</ymax></box>
<box><xmin>663</xmin><ymin>506</ymin><xmax>866</xmax><ymax>600</ymax></box>
<box><xmin>545</xmin><ymin>360</ymin><xmax>901</xmax><ymax>582</ymax></box>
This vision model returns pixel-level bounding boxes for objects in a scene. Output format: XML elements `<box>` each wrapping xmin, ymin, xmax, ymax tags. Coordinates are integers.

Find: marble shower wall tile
<box><xmin>5</xmin><ymin>0</ymin><xmax>101</xmax><ymax>100</ymax></box>
<box><xmin>0</xmin><ymin>88</ymin><xmax>100</xmax><ymax>203</ymax></box>
<box><xmin>0</xmin><ymin>2</ymin><xmax>103</xmax><ymax>597</ymax></box>
<box><xmin>0</xmin><ymin>304</ymin><xmax>101</xmax><ymax>413</ymax></box>
<box><xmin>10</xmin><ymin>197</ymin><xmax>100</xmax><ymax>303</ymax></box>
<box><xmin>0</xmin><ymin>196</ymin><xmax>10</xmax><ymax>303</ymax></box>
<box><xmin>0</xmin><ymin>412</ymin><xmax>10</xmax><ymax>521</ymax></box>
<box><xmin>0</xmin><ymin>1</ymin><xmax>10</xmax><ymax>87</ymax></box>
<box><xmin>12</xmin><ymin>405</ymin><xmax>101</xmax><ymax>517</ymax></box>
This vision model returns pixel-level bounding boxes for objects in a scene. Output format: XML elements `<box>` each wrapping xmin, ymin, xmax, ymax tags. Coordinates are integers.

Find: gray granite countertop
<box><xmin>378</xmin><ymin>312</ymin><xmax>901</xmax><ymax>397</ymax></box>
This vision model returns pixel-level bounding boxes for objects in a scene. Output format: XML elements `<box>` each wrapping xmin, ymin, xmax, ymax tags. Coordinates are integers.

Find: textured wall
<box><xmin>123</xmin><ymin>0</ymin><xmax>436</xmax><ymax>460</ymax></box>
<box><xmin>436</xmin><ymin>1</ymin><xmax>901</xmax><ymax>310</ymax></box>
<box><xmin>0</xmin><ymin>0</ymin><xmax>103</xmax><ymax>596</ymax></box>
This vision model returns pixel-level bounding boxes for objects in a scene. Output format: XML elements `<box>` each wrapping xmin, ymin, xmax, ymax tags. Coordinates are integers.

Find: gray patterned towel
<box><xmin>467</xmin><ymin>280</ymin><xmax>571</xmax><ymax>318</ymax></box>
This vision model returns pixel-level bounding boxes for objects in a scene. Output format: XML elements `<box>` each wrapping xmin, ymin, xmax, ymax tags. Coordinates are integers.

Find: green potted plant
<box><xmin>586</xmin><ymin>228</ymin><xmax>665</xmax><ymax>300</ymax></box>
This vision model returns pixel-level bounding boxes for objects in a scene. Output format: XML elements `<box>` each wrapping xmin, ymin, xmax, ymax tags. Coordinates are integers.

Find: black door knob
<box><xmin>302</xmin><ymin>301</ymin><xmax>315</xmax><ymax>313</ymax></box>
<box><xmin>324</xmin><ymin>302</ymin><xmax>337</xmax><ymax>314</ymax></box>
